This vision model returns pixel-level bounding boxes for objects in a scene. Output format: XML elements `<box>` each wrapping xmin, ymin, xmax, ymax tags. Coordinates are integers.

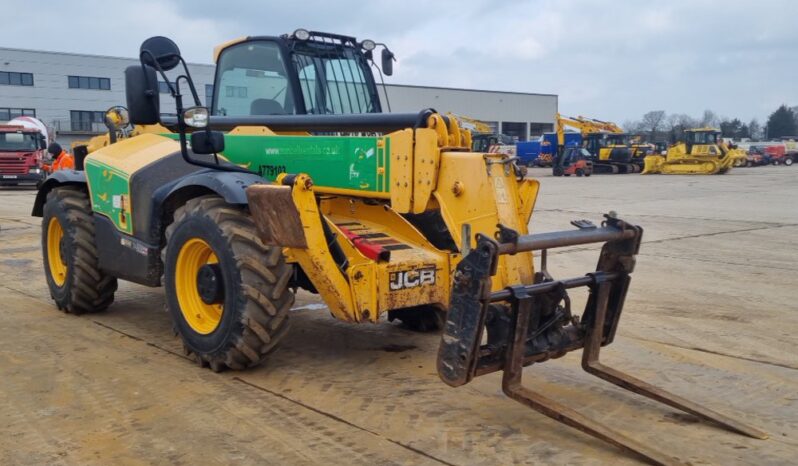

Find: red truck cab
<box><xmin>0</xmin><ymin>125</ymin><xmax>47</xmax><ymax>186</ymax></box>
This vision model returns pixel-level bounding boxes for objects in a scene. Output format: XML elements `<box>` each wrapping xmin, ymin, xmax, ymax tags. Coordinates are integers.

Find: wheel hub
<box><xmin>197</xmin><ymin>263</ymin><xmax>224</xmax><ymax>305</ymax></box>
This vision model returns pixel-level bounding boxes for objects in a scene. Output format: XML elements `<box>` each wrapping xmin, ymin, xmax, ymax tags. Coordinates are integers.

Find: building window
<box><xmin>529</xmin><ymin>123</ymin><xmax>554</xmax><ymax>137</ymax></box>
<box><xmin>483</xmin><ymin>121</ymin><xmax>499</xmax><ymax>134</ymax></box>
<box><xmin>70</xmin><ymin>110</ymin><xmax>106</xmax><ymax>132</ymax></box>
<box><xmin>205</xmin><ymin>84</ymin><xmax>214</xmax><ymax>106</ymax></box>
<box><xmin>501</xmin><ymin>121</ymin><xmax>528</xmax><ymax>142</ymax></box>
<box><xmin>0</xmin><ymin>71</ymin><xmax>34</xmax><ymax>86</ymax></box>
<box><xmin>0</xmin><ymin>108</ymin><xmax>36</xmax><ymax>121</ymax></box>
<box><xmin>158</xmin><ymin>81</ymin><xmax>176</xmax><ymax>94</ymax></box>
<box><xmin>225</xmin><ymin>85</ymin><xmax>247</xmax><ymax>98</ymax></box>
<box><xmin>68</xmin><ymin>75</ymin><xmax>111</xmax><ymax>90</ymax></box>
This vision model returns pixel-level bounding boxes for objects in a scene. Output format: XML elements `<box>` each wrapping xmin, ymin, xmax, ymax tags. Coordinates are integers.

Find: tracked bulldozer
<box><xmin>32</xmin><ymin>34</ymin><xmax>765</xmax><ymax>465</ymax></box>
<box><xmin>642</xmin><ymin>128</ymin><xmax>746</xmax><ymax>175</ymax></box>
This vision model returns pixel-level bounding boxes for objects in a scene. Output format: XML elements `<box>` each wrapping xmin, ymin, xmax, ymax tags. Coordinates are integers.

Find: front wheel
<box><xmin>163</xmin><ymin>195</ymin><xmax>294</xmax><ymax>371</ymax></box>
<box><xmin>41</xmin><ymin>186</ymin><xmax>117</xmax><ymax>313</ymax></box>
<box><xmin>576</xmin><ymin>168</ymin><xmax>585</xmax><ymax>177</ymax></box>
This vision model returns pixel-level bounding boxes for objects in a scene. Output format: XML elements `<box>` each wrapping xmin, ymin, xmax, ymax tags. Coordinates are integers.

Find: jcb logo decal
<box><xmin>389</xmin><ymin>267</ymin><xmax>436</xmax><ymax>291</ymax></box>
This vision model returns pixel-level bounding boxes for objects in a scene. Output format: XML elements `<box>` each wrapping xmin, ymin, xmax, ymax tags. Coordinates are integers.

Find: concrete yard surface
<box><xmin>1</xmin><ymin>166</ymin><xmax>796</xmax><ymax>465</ymax></box>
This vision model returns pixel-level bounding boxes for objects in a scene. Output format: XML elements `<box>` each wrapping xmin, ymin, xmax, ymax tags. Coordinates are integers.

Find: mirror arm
<box><xmin>140</xmin><ymin>50</ymin><xmax>177</xmax><ymax>96</ymax></box>
<box><xmin>139</xmin><ymin>45</ymin><xmax>250</xmax><ymax>175</ymax></box>
<box><xmin>175</xmin><ymin>56</ymin><xmax>202</xmax><ymax>106</ymax></box>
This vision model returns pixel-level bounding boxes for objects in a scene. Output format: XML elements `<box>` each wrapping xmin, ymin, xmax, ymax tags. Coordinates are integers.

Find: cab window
<box><xmin>214</xmin><ymin>41</ymin><xmax>295</xmax><ymax>116</ymax></box>
<box><xmin>292</xmin><ymin>47</ymin><xmax>377</xmax><ymax>114</ymax></box>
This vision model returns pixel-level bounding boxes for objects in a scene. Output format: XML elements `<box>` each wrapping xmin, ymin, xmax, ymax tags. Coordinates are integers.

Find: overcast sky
<box><xmin>2</xmin><ymin>0</ymin><xmax>796</xmax><ymax>124</ymax></box>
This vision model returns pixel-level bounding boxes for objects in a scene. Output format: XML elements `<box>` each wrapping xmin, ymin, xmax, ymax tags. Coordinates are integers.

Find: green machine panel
<box><xmin>167</xmin><ymin>133</ymin><xmax>391</xmax><ymax>193</ymax></box>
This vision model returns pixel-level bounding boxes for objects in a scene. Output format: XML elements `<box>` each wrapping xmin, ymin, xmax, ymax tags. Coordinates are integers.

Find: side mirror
<box><xmin>140</xmin><ymin>36</ymin><xmax>181</xmax><ymax>71</ymax></box>
<box><xmin>105</xmin><ymin>106</ymin><xmax>130</xmax><ymax>130</ymax></box>
<box><xmin>191</xmin><ymin>131</ymin><xmax>225</xmax><ymax>155</ymax></box>
<box><xmin>125</xmin><ymin>65</ymin><xmax>160</xmax><ymax>125</ymax></box>
<box><xmin>73</xmin><ymin>145</ymin><xmax>89</xmax><ymax>171</ymax></box>
<box><xmin>39</xmin><ymin>137</ymin><xmax>47</xmax><ymax>150</ymax></box>
<box><xmin>381</xmin><ymin>48</ymin><xmax>394</xmax><ymax>76</ymax></box>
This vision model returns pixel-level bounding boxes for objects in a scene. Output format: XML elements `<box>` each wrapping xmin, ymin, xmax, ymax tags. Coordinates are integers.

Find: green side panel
<box><xmin>84</xmin><ymin>159</ymin><xmax>133</xmax><ymax>234</ymax></box>
<box><xmin>165</xmin><ymin>133</ymin><xmax>390</xmax><ymax>193</ymax></box>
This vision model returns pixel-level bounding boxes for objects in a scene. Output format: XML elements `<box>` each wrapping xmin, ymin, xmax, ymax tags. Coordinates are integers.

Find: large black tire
<box><xmin>552</xmin><ymin>166</ymin><xmax>564</xmax><ymax>176</ymax></box>
<box><xmin>41</xmin><ymin>186</ymin><xmax>117</xmax><ymax>313</ymax></box>
<box><xmin>162</xmin><ymin>195</ymin><xmax>293</xmax><ymax>372</ymax></box>
<box><xmin>785</xmin><ymin>158</ymin><xmax>794</xmax><ymax>166</ymax></box>
<box><xmin>576</xmin><ymin>168</ymin><xmax>585</xmax><ymax>177</ymax></box>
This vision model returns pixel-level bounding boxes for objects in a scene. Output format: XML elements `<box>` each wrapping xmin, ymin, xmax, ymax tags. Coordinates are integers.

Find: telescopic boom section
<box><xmin>162</xmin><ymin>111</ymin><xmax>436</xmax><ymax>134</ymax></box>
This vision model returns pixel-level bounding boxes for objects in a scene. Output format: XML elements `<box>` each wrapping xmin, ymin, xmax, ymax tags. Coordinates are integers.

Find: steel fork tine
<box><xmin>502</xmin><ymin>289</ymin><xmax>685</xmax><ymax>466</ymax></box>
<box><xmin>582</xmin><ymin>281</ymin><xmax>768</xmax><ymax>440</ymax></box>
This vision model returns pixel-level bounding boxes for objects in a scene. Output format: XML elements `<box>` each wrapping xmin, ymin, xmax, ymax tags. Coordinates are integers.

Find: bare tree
<box><xmin>666</xmin><ymin>113</ymin><xmax>697</xmax><ymax>143</ymax></box>
<box><xmin>623</xmin><ymin>119</ymin><xmax>645</xmax><ymax>133</ymax></box>
<box><xmin>641</xmin><ymin>110</ymin><xmax>666</xmax><ymax>140</ymax></box>
<box><xmin>700</xmin><ymin>109</ymin><xmax>719</xmax><ymax>128</ymax></box>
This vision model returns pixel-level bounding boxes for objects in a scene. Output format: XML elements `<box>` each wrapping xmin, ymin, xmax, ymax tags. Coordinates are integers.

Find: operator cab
<box><xmin>211</xmin><ymin>29</ymin><xmax>394</xmax><ymax>117</ymax></box>
<box><xmin>685</xmin><ymin>129</ymin><xmax>721</xmax><ymax>154</ymax></box>
<box><xmin>604</xmin><ymin>133</ymin><xmax>630</xmax><ymax>146</ymax></box>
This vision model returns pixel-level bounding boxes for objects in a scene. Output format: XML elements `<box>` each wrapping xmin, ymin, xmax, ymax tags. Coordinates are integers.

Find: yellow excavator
<box><xmin>556</xmin><ymin>114</ymin><xmax>640</xmax><ymax>173</ymax></box>
<box><xmin>447</xmin><ymin>113</ymin><xmax>515</xmax><ymax>154</ymax></box>
<box><xmin>642</xmin><ymin>128</ymin><xmax>747</xmax><ymax>175</ymax></box>
<box><xmin>576</xmin><ymin>116</ymin><xmax>652</xmax><ymax>169</ymax></box>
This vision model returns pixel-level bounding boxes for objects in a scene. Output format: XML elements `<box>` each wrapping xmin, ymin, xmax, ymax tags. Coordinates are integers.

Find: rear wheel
<box><xmin>388</xmin><ymin>306</ymin><xmax>446</xmax><ymax>332</ymax></box>
<box><xmin>163</xmin><ymin>195</ymin><xmax>293</xmax><ymax>371</ymax></box>
<box><xmin>41</xmin><ymin>186</ymin><xmax>117</xmax><ymax>313</ymax></box>
<box><xmin>576</xmin><ymin>168</ymin><xmax>585</xmax><ymax>177</ymax></box>
<box><xmin>785</xmin><ymin>158</ymin><xmax>794</xmax><ymax>166</ymax></box>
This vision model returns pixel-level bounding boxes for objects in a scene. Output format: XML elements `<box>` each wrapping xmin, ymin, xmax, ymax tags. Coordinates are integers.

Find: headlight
<box><xmin>361</xmin><ymin>39</ymin><xmax>376</xmax><ymax>51</ymax></box>
<box><xmin>182</xmin><ymin>106</ymin><xmax>209</xmax><ymax>128</ymax></box>
<box><xmin>29</xmin><ymin>168</ymin><xmax>41</xmax><ymax>174</ymax></box>
<box><xmin>293</xmin><ymin>28</ymin><xmax>311</xmax><ymax>41</ymax></box>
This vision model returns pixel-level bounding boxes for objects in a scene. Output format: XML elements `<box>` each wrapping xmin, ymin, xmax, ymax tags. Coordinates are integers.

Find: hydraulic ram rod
<box><xmin>497</xmin><ymin>224</ymin><xmax>637</xmax><ymax>255</ymax></box>
<box><xmin>489</xmin><ymin>273</ymin><xmax>619</xmax><ymax>302</ymax></box>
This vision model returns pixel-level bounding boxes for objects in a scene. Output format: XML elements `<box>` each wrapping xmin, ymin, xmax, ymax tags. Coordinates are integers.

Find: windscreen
<box><xmin>214</xmin><ymin>41</ymin><xmax>295</xmax><ymax>116</ymax></box>
<box><xmin>292</xmin><ymin>43</ymin><xmax>378</xmax><ymax>114</ymax></box>
<box><xmin>0</xmin><ymin>132</ymin><xmax>38</xmax><ymax>151</ymax></box>
<box><xmin>687</xmin><ymin>131</ymin><xmax>718</xmax><ymax>144</ymax></box>
<box><xmin>605</xmin><ymin>134</ymin><xmax>629</xmax><ymax>145</ymax></box>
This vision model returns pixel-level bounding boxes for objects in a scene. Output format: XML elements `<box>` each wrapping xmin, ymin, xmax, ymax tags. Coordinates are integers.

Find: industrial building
<box><xmin>0</xmin><ymin>46</ymin><xmax>556</xmax><ymax>146</ymax></box>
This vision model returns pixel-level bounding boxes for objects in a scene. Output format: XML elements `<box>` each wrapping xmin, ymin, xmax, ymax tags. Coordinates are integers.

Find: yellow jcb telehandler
<box><xmin>32</xmin><ymin>34</ymin><xmax>765</xmax><ymax>465</ymax></box>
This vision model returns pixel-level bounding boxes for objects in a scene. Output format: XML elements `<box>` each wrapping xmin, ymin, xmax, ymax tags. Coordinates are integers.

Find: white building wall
<box><xmin>380</xmin><ymin>84</ymin><xmax>557</xmax><ymax>140</ymax></box>
<box><xmin>1</xmin><ymin>47</ymin><xmax>556</xmax><ymax>145</ymax></box>
<box><xmin>0</xmin><ymin>47</ymin><xmax>215</xmax><ymax>145</ymax></box>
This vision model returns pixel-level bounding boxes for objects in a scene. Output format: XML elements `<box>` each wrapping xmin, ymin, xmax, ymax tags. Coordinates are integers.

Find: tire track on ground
<box><xmin>624</xmin><ymin>335</ymin><xmax>798</xmax><ymax>371</ymax></box>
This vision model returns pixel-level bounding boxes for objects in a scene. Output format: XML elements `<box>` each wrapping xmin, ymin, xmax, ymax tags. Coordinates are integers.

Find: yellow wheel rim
<box><xmin>175</xmin><ymin>238</ymin><xmax>223</xmax><ymax>334</ymax></box>
<box><xmin>47</xmin><ymin>217</ymin><xmax>67</xmax><ymax>287</ymax></box>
